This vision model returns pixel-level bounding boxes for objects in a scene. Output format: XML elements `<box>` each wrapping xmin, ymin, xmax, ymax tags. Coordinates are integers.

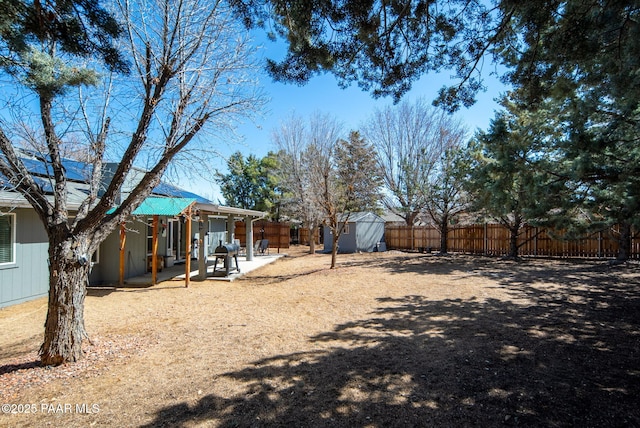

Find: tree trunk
<box><xmin>439</xmin><ymin>216</ymin><xmax>449</xmax><ymax>254</ymax></box>
<box><xmin>616</xmin><ymin>222</ymin><xmax>632</xmax><ymax>262</ymax></box>
<box><xmin>330</xmin><ymin>232</ymin><xmax>339</xmax><ymax>269</ymax></box>
<box><xmin>508</xmin><ymin>226</ymin><xmax>519</xmax><ymax>259</ymax></box>
<box><xmin>40</xmin><ymin>236</ymin><xmax>91</xmax><ymax>366</ymax></box>
<box><xmin>308</xmin><ymin>222</ymin><xmax>316</xmax><ymax>254</ymax></box>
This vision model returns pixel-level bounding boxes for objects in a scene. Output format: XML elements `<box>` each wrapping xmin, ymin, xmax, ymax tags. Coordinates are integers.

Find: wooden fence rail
<box><xmin>385</xmin><ymin>224</ymin><xmax>640</xmax><ymax>259</ymax></box>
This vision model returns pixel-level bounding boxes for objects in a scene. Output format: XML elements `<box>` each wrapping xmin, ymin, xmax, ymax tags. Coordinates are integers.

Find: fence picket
<box><xmin>385</xmin><ymin>223</ymin><xmax>638</xmax><ymax>259</ymax></box>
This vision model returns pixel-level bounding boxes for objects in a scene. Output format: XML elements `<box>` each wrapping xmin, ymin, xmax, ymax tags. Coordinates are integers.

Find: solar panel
<box><xmin>21</xmin><ymin>157</ymin><xmax>91</xmax><ymax>182</ymax></box>
<box><xmin>61</xmin><ymin>159</ymin><xmax>92</xmax><ymax>182</ymax></box>
<box><xmin>153</xmin><ymin>182</ymin><xmax>210</xmax><ymax>203</ymax></box>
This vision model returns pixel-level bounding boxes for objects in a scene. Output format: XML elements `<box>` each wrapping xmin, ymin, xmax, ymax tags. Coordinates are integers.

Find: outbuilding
<box><xmin>323</xmin><ymin>212</ymin><xmax>386</xmax><ymax>254</ymax></box>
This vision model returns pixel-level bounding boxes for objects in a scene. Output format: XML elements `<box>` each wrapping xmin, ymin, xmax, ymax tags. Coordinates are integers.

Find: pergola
<box><xmin>118</xmin><ymin>198</ymin><xmax>266</xmax><ymax>287</ymax></box>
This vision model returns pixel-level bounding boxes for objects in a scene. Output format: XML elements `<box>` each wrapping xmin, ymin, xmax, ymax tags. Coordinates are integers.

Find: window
<box><xmin>0</xmin><ymin>214</ymin><xmax>16</xmax><ymax>265</ymax></box>
<box><xmin>147</xmin><ymin>218</ymin><xmax>153</xmax><ymax>254</ymax></box>
<box><xmin>341</xmin><ymin>224</ymin><xmax>350</xmax><ymax>235</ymax></box>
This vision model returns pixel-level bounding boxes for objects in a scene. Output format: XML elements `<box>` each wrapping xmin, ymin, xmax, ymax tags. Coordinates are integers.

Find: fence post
<box><xmin>484</xmin><ymin>223</ymin><xmax>488</xmax><ymax>256</ymax></box>
<box><xmin>411</xmin><ymin>225</ymin><xmax>415</xmax><ymax>251</ymax></box>
<box><xmin>598</xmin><ymin>231</ymin><xmax>603</xmax><ymax>258</ymax></box>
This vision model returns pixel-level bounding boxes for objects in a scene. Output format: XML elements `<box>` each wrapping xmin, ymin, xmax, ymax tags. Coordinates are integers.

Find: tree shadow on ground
<box><xmin>86</xmin><ymin>284</ymin><xmax>188</xmax><ymax>298</ymax></box>
<box><xmin>238</xmin><ymin>269</ymin><xmax>329</xmax><ymax>287</ymax></box>
<box><xmin>142</xmin><ymin>259</ymin><xmax>640</xmax><ymax>427</ymax></box>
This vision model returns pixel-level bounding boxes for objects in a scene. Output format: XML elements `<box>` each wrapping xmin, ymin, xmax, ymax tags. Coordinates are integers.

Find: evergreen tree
<box><xmin>216</xmin><ymin>151</ymin><xmax>280</xmax><ymax>216</ymax></box>
<box><xmin>463</xmin><ymin>104</ymin><xmax>562</xmax><ymax>258</ymax></box>
<box><xmin>327</xmin><ymin>131</ymin><xmax>383</xmax><ymax>266</ymax></box>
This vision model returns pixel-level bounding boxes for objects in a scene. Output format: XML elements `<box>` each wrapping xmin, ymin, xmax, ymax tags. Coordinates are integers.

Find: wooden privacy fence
<box><xmin>298</xmin><ymin>227</ymin><xmax>321</xmax><ymax>246</ymax></box>
<box><xmin>385</xmin><ymin>224</ymin><xmax>640</xmax><ymax>259</ymax></box>
<box><xmin>234</xmin><ymin>221</ymin><xmax>290</xmax><ymax>251</ymax></box>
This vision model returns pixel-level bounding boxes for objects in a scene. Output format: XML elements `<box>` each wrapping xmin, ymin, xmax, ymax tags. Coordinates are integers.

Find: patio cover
<box><xmin>111</xmin><ymin>197</ymin><xmax>196</xmax><ymax>216</ymax></box>
<box><xmin>115</xmin><ymin>197</ymin><xmax>197</xmax><ymax>287</ymax></box>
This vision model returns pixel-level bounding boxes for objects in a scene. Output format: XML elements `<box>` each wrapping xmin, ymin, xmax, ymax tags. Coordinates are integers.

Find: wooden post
<box><xmin>152</xmin><ymin>215</ymin><xmax>159</xmax><ymax>285</ymax></box>
<box><xmin>185</xmin><ymin>207</ymin><xmax>192</xmax><ymax>288</ymax></box>
<box><xmin>598</xmin><ymin>231</ymin><xmax>603</xmax><ymax>258</ymax></box>
<box><xmin>119</xmin><ymin>222</ymin><xmax>126</xmax><ymax>286</ymax></box>
<box><xmin>411</xmin><ymin>225</ymin><xmax>415</xmax><ymax>251</ymax></box>
<box><xmin>198</xmin><ymin>214</ymin><xmax>207</xmax><ymax>280</ymax></box>
<box><xmin>484</xmin><ymin>223</ymin><xmax>488</xmax><ymax>255</ymax></box>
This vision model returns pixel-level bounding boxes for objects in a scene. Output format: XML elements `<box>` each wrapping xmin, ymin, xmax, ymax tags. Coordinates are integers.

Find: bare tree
<box><xmin>424</xmin><ymin>146</ymin><xmax>469</xmax><ymax>254</ymax></box>
<box><xmin>308</xmin><ymin>126</ymin><xmax>382</xmax><ymax>268</ymax></box>
<box><xmin>272</xmin><ymin>113</ymin><xmax>325</xmax><ymax>254</ymax></box>
<box><xmin>363</xmin><ymin>98</ymin><xmax>460</xmax><ymax>226</ymax></box>
<box><xmin>0</xmin><ymin>0</ymin><xmax>263</xmax><ymax>364</ymax></box>
<box><xmin>271</xmin><ymin>115</ymin><xmax>383</xmax><ymax>267</ymax></box>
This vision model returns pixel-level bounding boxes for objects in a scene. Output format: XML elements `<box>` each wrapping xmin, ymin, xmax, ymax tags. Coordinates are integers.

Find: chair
<box><xmin>235</xmin><ymin>239</ymin><xmax>246</xmax><ymax>256</ymax></box>
<box><xmin>259</xmin><ymin>239</ymin><xmax>269</xmax><ymax>255</ymax></box>
<box><xmin>253</xmin><ymin>239</ymin><xmax>262</xmax><ymax>255</ymax></box>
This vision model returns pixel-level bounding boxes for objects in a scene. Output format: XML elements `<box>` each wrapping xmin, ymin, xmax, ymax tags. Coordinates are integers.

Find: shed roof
<box><xmin>339</xmin><ymin>212</ymin><xmax>385</xmax><ymax>223</ymax></box>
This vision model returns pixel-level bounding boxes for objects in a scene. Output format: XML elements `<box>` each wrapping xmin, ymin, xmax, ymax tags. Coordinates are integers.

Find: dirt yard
<box><xmin>1</xmin><ymin>248</ymin><xmax>639</xmax><ymax>427</ymax></box>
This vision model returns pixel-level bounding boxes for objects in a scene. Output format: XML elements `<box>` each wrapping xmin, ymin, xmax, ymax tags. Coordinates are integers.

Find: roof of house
<box><xmin>152</xmin><ymin>182</ymin><xmax>210</xmax><ymax>204</ymax></box>
<box><xmin>1</xmin><ymin>151</ymin><xmax>267</xmax><ymax>219</ymax></box>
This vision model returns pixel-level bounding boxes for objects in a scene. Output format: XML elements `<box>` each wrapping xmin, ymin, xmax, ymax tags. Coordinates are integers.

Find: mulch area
<box><xmin>0</xmin><ymin>334</ymin><xmax>152</xmax><ymax>402</ymax></box>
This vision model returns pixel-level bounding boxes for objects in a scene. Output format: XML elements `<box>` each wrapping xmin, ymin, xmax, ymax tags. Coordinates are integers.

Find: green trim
<box><xmin>109</xmin><ymin>197</ymin><xmax>196</xmax><ymax>216</ymax></box>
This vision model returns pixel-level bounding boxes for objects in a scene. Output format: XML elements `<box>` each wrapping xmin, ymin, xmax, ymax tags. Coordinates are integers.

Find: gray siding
<box><xmin>322</xmin><ymin>213</ymin><xmax>385</xmax><ymax>254</ymax></box>
<box><xmin>90</xmin><ymin>226</ymin><xmax>122</xmax><ymax>285</ymax></box>
<box><xmin>92</xmin><ymin>218</ymin><xmax>172</xmax><ymax>285</ymax></box>
<box><xmin>355</xmin><ymin>215</ymin><xmax>385</xmax><ymax>252</ymax></box>
<box><xmin>208</xmin><ymin>218</ymin><xmax>228</xmax><ymax>254</ymax></box>
<box><xmin>123</xmin><ymin>219</ymin><xmax>152</xmax><ymax>280</ymax></box>
<box><xmin>0</xmin><ymin>209</ymin><xmax>49</xmax><ymax>308</ymax></box>
<box><xmin>339</xmin><ymin>225</ymin><xmax>358</xmax><ymax>253</ymax></box>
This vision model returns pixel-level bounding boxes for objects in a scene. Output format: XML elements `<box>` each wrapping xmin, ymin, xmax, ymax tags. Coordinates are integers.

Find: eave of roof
<box><xmin>196</xmin><ymin>202</ymin><xmax>266</xmax><ymax>219</ymax></box>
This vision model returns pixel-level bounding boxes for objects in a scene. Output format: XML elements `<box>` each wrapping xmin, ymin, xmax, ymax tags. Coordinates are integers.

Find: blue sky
<box><xmin>177</xmin><ymin>35</ymin><xmax>509</xmax><ymax>202</ymax></box>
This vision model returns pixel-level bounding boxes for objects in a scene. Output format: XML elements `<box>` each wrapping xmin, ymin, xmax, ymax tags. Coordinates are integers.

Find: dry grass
<box><xmin>1</xmin><ymin>247</ymin><xmax>639</xmax><ymax>427</ymax></box>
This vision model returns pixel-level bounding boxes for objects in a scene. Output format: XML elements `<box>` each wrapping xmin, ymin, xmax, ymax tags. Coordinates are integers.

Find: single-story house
<box><xmin>323</xmin><ymin>212</ymin><xmax>386</xmax><ymax>253</ymax></box>
<box><xmin>0</xmin><ymin>151</ymin><xmax>265</xmax><ymax>308</ymax></box>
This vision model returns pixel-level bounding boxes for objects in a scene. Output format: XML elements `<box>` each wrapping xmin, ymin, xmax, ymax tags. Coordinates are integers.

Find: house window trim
<box><xmin>0</xmin><ymin>213</ymin><xmax>16</xmax><ymax>266</ymax></box>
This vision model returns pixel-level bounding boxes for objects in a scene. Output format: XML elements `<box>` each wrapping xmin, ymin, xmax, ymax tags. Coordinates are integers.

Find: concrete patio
<box><xmin>121</xmin><ymin>253</ymin><xmax>285</xmax><ymax>285</ymax></box>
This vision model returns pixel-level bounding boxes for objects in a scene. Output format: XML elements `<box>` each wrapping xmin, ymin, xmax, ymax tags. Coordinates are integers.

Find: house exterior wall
<box><xmin>208</xmin><ymin>218</ymin><xmax>228</xmax><ymax>254</ymax></box>
<box><xmin>0</xmin><ymin>209</ymin><xmax>49</xmax><ymax>308</ymax></box>
<box><xmin>91</xmin><ymin>217</ymin><xmax>171</xmax><ymax>285</ymax></box>
<box><xmin>90</xmin><ymin>227</ymin><xmax>121</xmax><ymax>285</ymax></box>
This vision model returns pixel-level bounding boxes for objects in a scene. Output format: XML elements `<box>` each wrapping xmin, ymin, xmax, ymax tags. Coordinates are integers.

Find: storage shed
<box><xmin>323</xmin><ymin>212</ymin><xmax>386</xmax><ymax>253</ymax></box>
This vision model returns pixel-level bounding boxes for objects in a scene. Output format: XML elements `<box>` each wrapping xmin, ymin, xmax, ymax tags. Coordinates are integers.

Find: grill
<box><xmin>213</xmin><ymin>241</ymin><xmax>240</xmax><ymax>276</ymax></box>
